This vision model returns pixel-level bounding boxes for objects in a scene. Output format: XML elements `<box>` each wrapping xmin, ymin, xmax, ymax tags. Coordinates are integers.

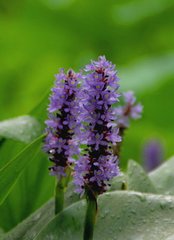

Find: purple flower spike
<box><xmin>44</xmin><ymin>69</ymin><xmax>81</xmax><ymax>179</ymax></box>
<box><xmin>115</xmin><ymin>91</ymin><xmax>143</xmax><ymax>129</ymax></box>
<box><xmin>74</xmin><ymin>56</ymin><xmax>121</xmax><ymax>196</ymax></box>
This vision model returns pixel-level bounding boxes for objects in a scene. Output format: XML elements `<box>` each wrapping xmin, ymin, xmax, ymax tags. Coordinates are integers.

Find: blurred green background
<box><xmin>0</xmin><ymin>0</ymin><xmax>174</xmax><ymax>167</ymax></box>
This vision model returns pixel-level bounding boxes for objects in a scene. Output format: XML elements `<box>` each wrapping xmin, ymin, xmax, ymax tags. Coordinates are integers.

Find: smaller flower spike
<box><xmin>44</xmin><ymin>69</ymin><xmax>81</xmax><ymax>179</ymax></box>
<box><xmin>115</xmin><ymin>91</ymin><xmax>143</xmax><ymax>129</ymax></box>
<box><xmin>74</xmin><ymin>56</ymin><xmax>121</xmax><ymax>196</ymax></box>
<box><xmin>143</xmin><ymin>139</ymin><xmax>164</xmax><ymax>172</ymax></box>
<box><xmin>112</xmin><ymin>91</ymin><xmax>143</xmax><ymax>157</ymax></box>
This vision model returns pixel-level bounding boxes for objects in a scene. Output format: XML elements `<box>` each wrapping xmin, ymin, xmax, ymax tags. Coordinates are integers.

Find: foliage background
<box><xmin>0</xmin><ymin>0</ymin><xmax>174</xmax><ymax>233</ymax></box>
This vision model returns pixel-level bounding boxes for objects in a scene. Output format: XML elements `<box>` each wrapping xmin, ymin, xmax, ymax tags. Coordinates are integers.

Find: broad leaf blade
<box><xmin>0</xmin><ymin>116</ymin><xmax>42</xmax><ymax>143</ymax></box>
<box><xmin>0</xmin><ymin>92</ymin><xmax>52</xmax><ymax>231</ymax></box>
<box><xmin>34</xmin><ymin>191</ymin><xmax>174</xmax><ymax>240</ymax></box>
<box><xmin>110</xmin><ymin>174</ymin><xmax>127</xmax><ymax>191</ymax></box>
<box><xmin>0</xmin><ymin>136</ymin><xmax>43</xmax><ymax>205</ymax></box>
<box><xmin>149</xmin><ymin>156</ymin><xmax>174</xmax><ymax>195</ymax></box>
<box><xmin>3</xmin><ymin>199</ymin><xmax>54</xmax><ymax>240</ymax></box>
<box><xmin>127</xmin><ymin>160</ymin><xmax>156</xmax><ymax>193</ymax></box>
<box><xmin>3</xmin><ymin>183</ymin><xmax>81</xmax><ymax>240</ymax></box>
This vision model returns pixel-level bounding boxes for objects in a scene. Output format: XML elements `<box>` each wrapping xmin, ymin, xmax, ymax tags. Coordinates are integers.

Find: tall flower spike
<box><xmin>44</xmin><ymin>69</ymin><xmax>81</xmax><ymax>179</ymax></box>
<box><xmin>74</xmin><ymin>56</ymin><xmax>121</xmax><ymax>196</ymax></box>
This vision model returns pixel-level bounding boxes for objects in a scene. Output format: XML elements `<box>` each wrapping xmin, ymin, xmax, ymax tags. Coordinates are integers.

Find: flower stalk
<box><xmin>84</xmin><ymin>188</ymin><xmax>98</xmax><ymax>240</ymax></box>
<box><xmin>55</xmin><ymin>178</ymin><xmax>64</xmax><ymax>214</ymax></box>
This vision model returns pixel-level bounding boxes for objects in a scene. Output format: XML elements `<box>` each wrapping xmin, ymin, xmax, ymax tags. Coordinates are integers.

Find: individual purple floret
<box><xmin>143</xmin><ymin>139</ymin><xmax>164</xmax><ymax>172</ymax></box>
<box><xmin>115</xmin><ymin>91</ymin><xmax>143</xmax><ymax>129</ymax></box>
<box><xmin>44</xmin><ymin>69</ymin><xmax>81</xmax><ymax>178</ymax></box>
<box><xmin>74</xmin><ymin>56</ymin><xmax>121</xmax><ymax>196</ymax></box>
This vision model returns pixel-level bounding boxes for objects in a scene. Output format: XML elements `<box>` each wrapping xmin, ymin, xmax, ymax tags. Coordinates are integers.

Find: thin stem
<box><xmin>55</xmin><ymin>179</ymin><xmax>64</xmax><ymax>215</ymax></box>
<box><xmin>83</xmin><ymin>188</ymin><xmax>98</xmax><ymax>240</ymax></box>
<box><xmin>113</xmin><ymin>127</ymin><xmax>125</xmax><ymax>157</ymax></box>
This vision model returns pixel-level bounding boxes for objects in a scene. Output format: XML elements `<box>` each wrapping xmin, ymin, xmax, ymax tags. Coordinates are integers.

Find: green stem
<box><xmin>83</xmin><ymin>189</ymin><xmax>98</xmax><ymax>240</ymax></box>
<box><xmin>55</xmin><ymin>179</ymin><xmax>64</xmax><ymax>215</ymax></box>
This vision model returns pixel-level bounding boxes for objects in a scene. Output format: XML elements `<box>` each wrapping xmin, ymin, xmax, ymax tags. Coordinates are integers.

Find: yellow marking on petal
<box><xmin>96</xmin><ymin>85</ymin><xmax>101</xmax><ymax>89</ymax></box>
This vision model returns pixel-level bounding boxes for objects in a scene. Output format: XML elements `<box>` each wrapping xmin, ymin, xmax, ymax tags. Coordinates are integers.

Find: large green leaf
<box><xmin>0</xmin><ymin>147</ymin><xmax>55</xmax><ymax>231</ymax></box>
<box><xmin>127</xmin><ymin>160</ymin><xmax>156</xmax><ymax>193</ymax></box>
<box><xmin>0</xmin><ymin>92</ymin><xmax>49</xmax><ymax>169</ymax></box>
<box><xmin>5</xmin><ymin>191</ymin><xmax>174</xmax><ymax>240</ymax></box>
<box><xmin>31</xmin><ymin>191</ymin><xmax>174</xmax><ymax>240</ymax></box>
<box><xmin>0</xmin><ymin>130</ymin><xmax>51</xmax><ymax>230</ymax></box>
<box><xmin>149</xmin><ymin>156</ymin><xmax>174</xmax><ymax>195</ymax></box>
<box><xmin>0</xmin><ymin>92</ymin><xmax>53</xmax><ymax>231</ymax></box>
<box><xmin>3</xmin><ymin>190</ymin><xmax>79</xmax><ymax>240</ymax></box>
<box><xmin>0</xmin><ymin>138</ymin><xmax>6</xmax><ymax>148</ymax></box>
<box><xmin>0</xmin><ymin>115</ymin><xmax>42</xmax><ymax>143</ymax></box>
<box><xmin>3</xmin><ymin>187</ymin><xmax>80</xmax><ymax>240</ymax></box>
<box><xmin>3</xmin><ymin>175</ymin><xmax>128</xmax><ymax>239</ymax></box>
<box><xmin>3</xmin><ymin>199</ymin><xmax>54</xmax><ymax>240</ymax></box>
<box><xmin>110</xmin><ymin>174</ymin><xmax>127</xmax><ymax>191</ymax></box>
<box><xmin>0</xmin><ymin>136</ymin><xmax>43</xmax><ymax>205</ymax></box>
<box><xmin>0</xmin><ymin>228</ymin><xmax>5</xmax><ymax>239</ymax></box>
<box><xmin>0</xmin><ymin>139</ymin><xmax>26</xmax><ymax>169</ymax></box>
<box><xmin>0</xmin><ymin>115</ymin><xmax>41</xmax><ymax>169</ymax></box>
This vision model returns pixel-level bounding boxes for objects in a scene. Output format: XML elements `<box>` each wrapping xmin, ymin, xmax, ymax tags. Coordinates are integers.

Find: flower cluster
<box><xmin>43</xmin><ymin>56</ymin><xmax>143</xmax><ymax>198</ymax></box>
<box><xmin>74</xmin><ymin>56</ymin><xmax>121</xmax><ymax>196</ymax></box>
<box><xmin>115</xmin><ymin>91</ymin><xmax>143</xmax><ymax>129</ymax></box>
<box><xmin>44</xmin><ymin>69</ymin><xmax>81</xmax><ymax>178</ymax></box>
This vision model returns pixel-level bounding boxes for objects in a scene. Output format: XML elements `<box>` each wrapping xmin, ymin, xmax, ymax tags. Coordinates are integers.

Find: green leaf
<box><xmin>34</xmin><ymin>191</ymin><xmax>174</xmax><ymax>240</ymax></box>
<box><xmin>3</xmin><ymin>182</ymin><xmax>81</xmax><ymax>240</ymax></box>
<box><xmin>0</xmin><ymin>138</ymin><xmax>6</xmax><ymax>148</ymax></box>
<box><xmin>0</xmin><ymin>139</ymin><xmax>26</xmax><ymax>169</ymax></box>
<box><xmin>149</xmin><ymin>156</ymin><xmax>174</xmax><ymax>195</ymax></box>
<box><xmin>0</xmin><ymin>228</ymin><xmax>5</xmax><ymax>239</ymax></box>
<box><xmin>0</xmin><ymin>136</ymin><xmax>43</xmax><ymax>205</ymax></box>
<box><xmin>110</xmin><ymin>174</ymin><xmax>127</xmax><ymax>191</ymax></box>
<box><xmin>3</xmin><ymin>199</ymin><xmax>54</xmax><ymax>240</ymax></box>
<box><xmin>0</xmin><ymin>116</ymin><xmax>42</xmax><ymax>143</ymax></box>
<box><xmin>2</xmin><ymin>175</ymin><xmax>131</xmax><ymax>240</ymax></box>
<box><xmin>127</xmin><ymin>160</ymin><xmax>157</xmax><ymax>193</ymax></box>
<box><xmin>0</xmin><ymin>92</ymin><xmax>49</xmax><ymax>169</ymax></box>
<box><xmin>0</xmin><ymin>93</ymin><xmax>52</xmax><ymax>231</ymax></box>
<box><xmin>0</xmin><ymin>147</ymin><xmax>55</xmax><ymax>231</ymax></box>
